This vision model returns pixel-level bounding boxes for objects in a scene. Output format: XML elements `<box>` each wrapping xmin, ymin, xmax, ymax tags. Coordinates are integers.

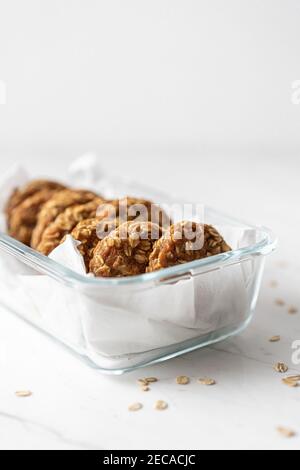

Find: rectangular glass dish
<box><xmin>0</xmin><ymin>202</ymin><xmax>276</xmax><ymax>374</ymax></box>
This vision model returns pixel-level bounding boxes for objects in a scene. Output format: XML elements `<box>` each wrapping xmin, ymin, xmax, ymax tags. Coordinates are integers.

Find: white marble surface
<box><xmin>0</xmin><ymin>155</ymin><xmax>299</xmax><ymax>450</ymax></box>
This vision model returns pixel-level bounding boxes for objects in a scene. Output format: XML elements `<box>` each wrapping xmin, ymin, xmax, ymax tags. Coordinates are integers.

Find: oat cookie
<box><xmin>5</xmin><ymin>179</ymin><xmax>65</xmax><ymax>217</ymax></box>
<box><xmin>36</xmin><ymin>198</ymin><xmax>104</xmax><ymax>256</ymax></box>
<box><xmin>75</xmin><ymin>196</ymin><xmax>169</xmax><ymax>270</ymax></box>
<box><xmin>70</xmin><ymin>217</ymin><xmax>120</xmax><ymax>270</ymax></box>
<box><xmin>8</xmin><ymin>188</ymin><xmax>64</xmax><ymax>246</ymax></box>
<box><xmin>90</xmin><ymin>221</ymin><xmax>162</xmax><ymax>277</ymax></box>
<box><xmin>31</xmin><ymin>189</ymin><xmax>100</xmax><ymax>249</ymax></box>
<box><xmin>96</xmin><ymin>196</ymin><xmax>171</xmax><ymax>228</ymax></box>
<box><xmin>147</xmin><ymin>221</ymin><xmax>231</xmax><ymax>272</ymax></box>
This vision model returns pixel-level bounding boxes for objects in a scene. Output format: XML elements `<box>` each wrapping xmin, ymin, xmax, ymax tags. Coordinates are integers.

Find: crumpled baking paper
<box><xmin>0</xmin><ymin>157</ymin><xmax>251</xmax><ymax>370</ymax></box>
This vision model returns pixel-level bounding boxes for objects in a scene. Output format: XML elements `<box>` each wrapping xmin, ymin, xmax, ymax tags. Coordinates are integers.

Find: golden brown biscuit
<box><xmin>70</xmin><ymin>217</ymin><xmax>120</xmax><ymax>270</ymax></box>
<box><xmin>147</xmin><ymin>221</ymin><xmax>232</xmax><ymax>272</ymax></box>
<box><xmin>31</xmin><ymin>189</ymin><xmax>101</xmax><ymax>249</ymax></box>
<box><xmin>5</xmin><ymin>179</ymin><xmax>66</xmax><ymax>217</ymax></box>
<box><xmin>97</xmin><ymin>196</ymin><xmax>171</xmax><ymax>228</ymax></box>
<box><xmin>8</xmin><ymin>188</ymin><xmax>63</xmax><ymax>246</ymax></box>
<box><xmin>36</xmin><ymin>198</ymin><xmax>104</xmax><ymax>256</ymax></box>
<box><xmin>69</xmin><ymin>196</ymin><xmax>171</xmax><ymax>271</ymax></box>
<box><xmin>90</xmin><ymin>221</ymin><xmax>163</xmax><ymax>277</ymax></box>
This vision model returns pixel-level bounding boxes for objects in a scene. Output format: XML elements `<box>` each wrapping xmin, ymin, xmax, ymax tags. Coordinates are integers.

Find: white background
<box><xmin>1</xmin><ymin>0</ymin><xmax>300</xmax><ymax>161</ymax></box>
<box><xmin>0</xmin><ymin>0</ymin><xmax>300</xmax><ymax>451</ymax></box>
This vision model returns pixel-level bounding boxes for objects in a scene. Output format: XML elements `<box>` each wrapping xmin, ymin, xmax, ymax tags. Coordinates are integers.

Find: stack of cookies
<box><xmin>5</xmin><ymin>179</ymin><xmax>231</xmax><ymax>277</ymax></box>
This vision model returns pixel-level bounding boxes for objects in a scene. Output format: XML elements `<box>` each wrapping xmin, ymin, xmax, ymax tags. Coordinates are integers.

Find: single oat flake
<box><xmin>144</xmin><ymin>377</ymin><xmax>158</xmax><ymax>384</ymax></box>
<box><xmin>15</xmin><ymin>390</ymin><xmax>32</xmax><ymax>398</ymax></box>
<box><xmin>154</xmin><ymin>400</ymin><xmax>168</xmax><ymax>411</ymax></box>
<box><xmin>282</xmin><ymin>378</ymin><xmax>299</xmax><ymax>388</ymax></box>
<box><xmin>138</xmin><ymin>377</ymin><xmax>158</xmax><ymax>387</ymax></box>
<box><xmin>128</xmin><ymin>402</ymin><xmax>143</xmax><ymax>412</ymax></box>
<box><xmin>288</xmin><ymin>306</ymin><xmax>298</xmax><ymax>315</ymax></box>
<box><xmin>277</xmin><ymin>426</ymin><xmax>296</xmax><ymax>438</ymax></box>
<box><xmin>269</xmin><ymin>335</ymin><xmax>281</xmax><ymax>343</ymax></box>
<box><xmin>282</xmin><ymin>375</ymin><xmax>300</xmax><ymax>388</ymax></box>
<box><xmin>198</xmin><ymin>378</ymin><xmax>216</xmax><ymax>386</ymax></box>
<box><xmin>274</xmin><ymin>362</ymin><xmax>289</xmax><ymax>374</ymax></box>
<box><xmin>176</xmin><ymin>376</ymin><xmax>190</xmax><ymax>385</ymax></box>
<box><xmin>137</xmin><ymin>379</ymin><xmax>148</xmax><ymax>386</ymax></box>
<box><xmin>285</xmin><ymin>375</ymin><xmax>300</xmax><ymax>381</ymax></box>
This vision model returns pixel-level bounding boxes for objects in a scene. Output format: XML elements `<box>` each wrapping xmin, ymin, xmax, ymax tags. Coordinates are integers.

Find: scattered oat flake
<box><xmin>277</xmin><ymin>427</ymin><xmax>296</xmax><ymax>438</ymax></box>
<box><xmin>282</xmin><ymin>378</ymin><xmax>299</xmax><ymax>388</ymax></box>
<box><xmin>128</xmin><ymin>402</ymin><xmax>143</xmax><ymax>412</ymax></box>
<box><xmin>15</xmin><ymin>390</ymin><xmax>32</xmax><ymax>398</ymax></box>
<box><xmin>144</xmin><ymin>377</ymin><xmax>158</xmax><ymax>383</ymax></box>
<box><xmin>137</xmin><ymin>379</ymin><xmax>148</xmax><ymax>386</ymax></box>
<box><xmin>286</xmin><ymin>375</ymin><xmax>300</xmax><ymax>381</ymax></box>
<box><xmin>198</xmin><ymin>378</ymin><xmax>216</xmax><ymax>386</ymax></box>
<box><xmin>269</xmin><ymin>335</ymin><xmax>281</xmax><ymax>343</ymax></box>
<box><xmin>176</xmin><ymin>376</ymin><xmax>190</xmax><ymax>385</ymax></box>
<box><xmin>282</xmin><ymin>375</ymin><xmax>300</xmax><ymax>388</ymax></box>
<box><xmin>288</xmin><ymin>307</ymin><xmax>298</xmax><ymax>315</ymax></box>
<box><xmin>274</xmin><ymin>362</ymin><xmax>289</xmax><ymax>373</ymax></box>
<box><xmin>154</xmin><ymin>400</ymin><xmax>168</xmax><ymax>411</ymax></box>
<box><xmin>275</xmin><ymin>299</ymin><xmax>285</xmax><ymax>307</ymax></box>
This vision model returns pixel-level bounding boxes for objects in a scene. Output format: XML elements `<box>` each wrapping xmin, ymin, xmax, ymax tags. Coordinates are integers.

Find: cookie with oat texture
<box><xmin>31</xmin><ymin>188</ymin><xmax>100</xmax><ymax>249</ymax></box>
<box><xmin>8</xmin><ymin>187</ymin><xmax>65</xmax><ymax>246</ymax></box>
<box><xmin>5</xmin><ymin>179</ymin><xmax>66</xmax><ymax>218</ymax></box>
<box><xmin>36</xmin><ymin>198</ymin><xmax>104</xmax><ymax>256</ymax></box>
<box><xmin>97</xmin><ymin>196</ymin><xmax>171</xmax><ymax>228</ymax></box>
<box><xmin>90</xmin><ymin>221</ymin><xmax>162</xmax><ymax>277</ymax></box>
<box><xmin>147</xmin><ymin>221</ymin><xmax>231</xmax><ymax>272</ymax></box>
<box><xmin>69</xmin><ymin>217</ymin><xmax>120</xmax><ymax>271</ymax></box>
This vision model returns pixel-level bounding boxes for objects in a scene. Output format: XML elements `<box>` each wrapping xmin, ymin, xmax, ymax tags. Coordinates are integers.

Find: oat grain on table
<box><xmin>274</xmin><ymin>362</ymin><xmax>289</xmax><ymax>373</ymax></box>
<box><xmin>176</xmin><ymin>376</ymin><xmax>190</xmax><ymax>385</ymax></box>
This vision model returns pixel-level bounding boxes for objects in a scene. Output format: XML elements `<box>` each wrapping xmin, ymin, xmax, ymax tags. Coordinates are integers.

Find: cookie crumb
<box><xmin>275</xmin><ymin>299</ymin><xmax>285</xmax><ymax>307</ymax></box>
<box><xmin>141</xmin><ymin>386</ymin><xmax>150</xmax><ymax>392</ymax></box>
<box><xmin>270</xmin><ymin>280</ymin><xmax>278</xmax><ymax>288</ymax></box>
